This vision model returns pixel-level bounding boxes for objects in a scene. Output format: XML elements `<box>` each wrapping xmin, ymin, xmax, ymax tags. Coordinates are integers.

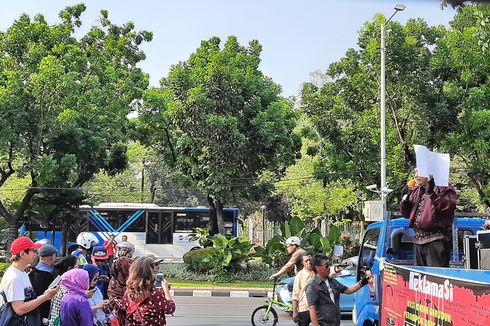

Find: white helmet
<box><xmin>76</xmin><ymin>232</ymin><xmax>99</xmax><ymax>249</ymax></box>
<box><xmin>285</xmin><ymin>236</ymin><xmax>301</xmax><ymax>246</ymax></box>
<box><xmin>35</xmin><ymin>239</ymin><xmax>51</xmax><ymax>246</ymax></box>
<box><xmin>116</xmin><ymin>241</ymin><xmax>135</xmax><ymax>257</ymax></box>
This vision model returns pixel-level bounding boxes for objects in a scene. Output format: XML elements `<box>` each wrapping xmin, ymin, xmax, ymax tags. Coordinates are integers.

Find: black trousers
<box><xmin>414</xmin><ymin>239</ymin><xmax>450</xmax><ymax>267</ymax></box>
<box><xmin>298</xmin><ymin>311</ymin><xmax>311</xmax><ymax>326</ymax></box>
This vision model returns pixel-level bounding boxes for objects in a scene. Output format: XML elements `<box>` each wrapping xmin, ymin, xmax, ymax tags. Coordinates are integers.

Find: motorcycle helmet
<box><xmin>76</xmin><ymin>232</ymin><xmax>99</xmax><ymax>249</ymax></box>
<box><xmin>116</xmin><ymin>241</ymin><xmax>135</xmax><ymax>257</ymax></box>
<box><xmin>285</xmin><ymin>236</ymin><xmax>301</xmax><ymax>246</ymax></box>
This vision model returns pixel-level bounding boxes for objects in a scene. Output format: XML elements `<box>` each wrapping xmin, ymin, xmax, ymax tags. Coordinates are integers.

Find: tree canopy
<box><xmin>0</xmin><ymin>4</ymin><xmax>152</xmax><ymax>245</ymax></box>
<box><xmin>300</xmin><ymin>4</ymin><xmax>490</xmax><ymax>212</ymax></box>
<box><xmin>136</xmin><ymin>36</ymin><xmax>300</xmax><ymax>233</ymax></box>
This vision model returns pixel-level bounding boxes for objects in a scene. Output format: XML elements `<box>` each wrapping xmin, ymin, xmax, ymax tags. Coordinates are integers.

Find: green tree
<box><xmin>136</xmin><ymin>36</ymin><xmax>299</xmax><ymax>234</ymax></box>
<box><xmin>300</xmin><ymin>15</ymin><xmax>446</xmax><ymax>210</ymax></box>
<box><xmin>0</xmin><ymin>4</ymin><xmax>152</xmax><ymax>246</ymax></box>
<box><xmin>433</xmin><ymin>4</ymin><xmax>490</xmax><ymax>208</ymax></box>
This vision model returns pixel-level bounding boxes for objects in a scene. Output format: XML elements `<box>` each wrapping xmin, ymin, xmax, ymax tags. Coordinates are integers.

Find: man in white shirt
<box><xmin>0</xmin><ymin>237</ymin><xmax>58</xmax><ymax>325</ymax></box>
<box><xmin>292</xmin><ymin>254</ymin><xmax>314</xmax><ymax>326</ymax></box>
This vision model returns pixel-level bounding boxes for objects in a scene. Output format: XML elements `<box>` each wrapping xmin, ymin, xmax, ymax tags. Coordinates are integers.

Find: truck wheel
<box><xmin>251</xmin><ymin>305</ymin><xmax>278</xmax><ymax>326</ymax></box>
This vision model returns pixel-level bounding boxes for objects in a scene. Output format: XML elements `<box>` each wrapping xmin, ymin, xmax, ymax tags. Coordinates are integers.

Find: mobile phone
<box><xmin>48</xmin><ymin>275</ymin><xmax>61</xmax><ymax>288</ymax></box>
<box><xmin>155</xmin><ymin>272</ymin><xmax>164</xmax><ymax>287</ymax></box>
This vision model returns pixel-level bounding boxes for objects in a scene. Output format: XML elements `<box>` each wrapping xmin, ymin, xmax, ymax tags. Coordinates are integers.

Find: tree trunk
<box><xmin>215</xmin><ymin>199</ymin><xmax>226</xmax><ymax>235</ymax></box>
<box><xmin>61</xmin><ymin>219</ymin><xmax>70</xmax><ymax>256</ymax></box>
<box><xmin>4</xmin><ymin>187</ymin><xmax>40</xmax><ymax>251</ymax></box>
<box><xmin>207</xmin><ymin>195</ymin><xmax>219</xmax><ymax>235</ymax></box>
<box><xmin>6</xmin><ymin>222</ymin><xmax>19</xmax><ymax>257</ymax></box>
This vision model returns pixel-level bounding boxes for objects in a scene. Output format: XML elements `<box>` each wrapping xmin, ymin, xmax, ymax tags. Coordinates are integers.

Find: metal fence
<box><xmin>239</xmin><ymin>216</ymin><xmax>364</xmax><ymax>247</ymax></box>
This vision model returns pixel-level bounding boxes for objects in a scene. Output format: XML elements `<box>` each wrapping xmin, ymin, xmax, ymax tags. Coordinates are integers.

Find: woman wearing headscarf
<box><xmin>112</xmin><ymin>256</ymin><xmax>175</xmax><ymax>326</ymax></box>
<box><xmin>49</xmin><ymin>255</ymin><xmax>79</xmax><ymax>326</ymax></box>
<box><xmin>59</xmin><ymin>268</ymin><xmax>94</xmax><ymax>326</ymax></box>
<box><xmin>84</xmin><ymin>264</ymin><xmax>113</xmax><ymax>325</ymax></box>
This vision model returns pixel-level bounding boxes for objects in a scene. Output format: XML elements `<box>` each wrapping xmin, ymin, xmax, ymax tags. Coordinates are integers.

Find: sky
<box><xmin>2</xmin><ymin>0</ymin><xmax>458</xmax><ymax>98</ymax></box>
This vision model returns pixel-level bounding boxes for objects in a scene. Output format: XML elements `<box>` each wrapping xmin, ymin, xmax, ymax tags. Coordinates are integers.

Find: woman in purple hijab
<box><xmin>60</xmin><ymin>268</ymin><xmax>94</xmax><ymax>326</ymax></box>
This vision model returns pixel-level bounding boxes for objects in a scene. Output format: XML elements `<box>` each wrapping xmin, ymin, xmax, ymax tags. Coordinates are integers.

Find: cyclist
<box><xmin>71</xmin><ymin>232</ymin><xmax>99</xmax><ymax>266</ymax></box>
<box><xmin>269</xmin><ymin>236</ymin><xmax>307</xmax><ymax>281</ymax></box>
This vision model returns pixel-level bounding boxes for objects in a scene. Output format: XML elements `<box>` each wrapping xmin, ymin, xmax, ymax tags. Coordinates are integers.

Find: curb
<box><xmin>170</xmin><ymin>289</ymin><xmax>272</xmax><ymax>298</ymax></box>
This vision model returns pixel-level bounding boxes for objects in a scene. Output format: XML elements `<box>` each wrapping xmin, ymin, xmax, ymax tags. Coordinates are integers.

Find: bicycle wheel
<box><xmin>251</xmin><ymin>305</ymin><xmax>278</xmax><ymax>326</ymax></box>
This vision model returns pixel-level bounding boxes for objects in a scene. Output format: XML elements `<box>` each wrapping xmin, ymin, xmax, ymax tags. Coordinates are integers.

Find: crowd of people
<box><xmin>0</xmin><ymin>233</ymin><xmax>175</xmax><ymax>326</ymax></box>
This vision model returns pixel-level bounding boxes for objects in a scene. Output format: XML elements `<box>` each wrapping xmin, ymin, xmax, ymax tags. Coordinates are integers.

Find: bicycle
<box><xmin>251</xmin><ymin>279</ymin><xmax>293</xmax><ymax>326</ymax></box>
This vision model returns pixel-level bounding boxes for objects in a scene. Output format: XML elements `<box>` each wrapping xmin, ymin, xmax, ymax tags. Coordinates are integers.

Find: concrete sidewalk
<box><xmin>170</xmin><ymin>286</ymin><xmax>272</xmax><ymax>298</ymax></box>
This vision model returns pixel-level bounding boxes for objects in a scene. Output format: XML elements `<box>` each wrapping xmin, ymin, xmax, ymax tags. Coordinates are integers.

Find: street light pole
<box><xmin>260</xmin><ymin>205</ymin><xmax>266</xmax><ymax>246</ymax></box>
<box><xmin>380</xmin><ymin>4</ymin><xmax>405</xmax><ymax>216</ymax></box>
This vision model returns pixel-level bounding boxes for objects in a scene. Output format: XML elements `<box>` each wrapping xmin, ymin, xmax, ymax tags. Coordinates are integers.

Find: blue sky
<box><xmin>2</xmin><ymin>0</ymin><xmax>456</xmax><ymax>97</ymax></box>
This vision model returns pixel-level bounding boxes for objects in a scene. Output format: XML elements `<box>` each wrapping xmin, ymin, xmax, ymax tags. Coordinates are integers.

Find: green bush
<box><xmin>0</xmin><ymin>262</ymin><xmax>9</xmax><ymax>272</ymax></box>
<box><xmin>183</xmin><ymin>247</ymin><xmax>220</xmax><ymax>273</ymax></box>
<box><xmin>161</xmin><ymin>262</ymin><xmax>277</xmax><ymax>282</ymax></box>
<box><xmin>255</xmin><ymin>217</ymin><xmax>340</xmax><ymax>266</ymax></box>
<box><xmin>211</xmin><ymin>234</ymin><xmax>254</xmax><ymax>272</ymax></box>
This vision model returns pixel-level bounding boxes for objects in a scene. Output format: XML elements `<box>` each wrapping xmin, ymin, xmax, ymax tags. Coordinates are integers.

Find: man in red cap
<box><xmin>0</xmin><ymin>237</ymin><xmax>59</xmax><ymax>324</ymax></box>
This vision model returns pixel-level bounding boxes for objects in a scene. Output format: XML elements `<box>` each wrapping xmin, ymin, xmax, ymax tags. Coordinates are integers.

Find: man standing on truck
<box><xmin>269</xmin><ymin>236</ymin><xmax>307</xmax><ymax>281</ymax></box>
<box><xmin>306</xmin><ymin>253</ymin><xmax>369</xmax><ymax>326</ymax></box>
<box><xmin>400</xmin><ymin>170</ymin><xmax>457</xmax><ymax>267</ymax></box>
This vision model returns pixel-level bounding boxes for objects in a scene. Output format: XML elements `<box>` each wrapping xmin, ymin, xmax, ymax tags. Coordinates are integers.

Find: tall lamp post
<box><xmin>261</xmin><ymin>205</ymin><xmax>266</xmax><ymax>246</ymax></box>
<box><xmin>380</xmin><ymin>4</ymin><xmax>405</xmax><ymax>216</ymax></box>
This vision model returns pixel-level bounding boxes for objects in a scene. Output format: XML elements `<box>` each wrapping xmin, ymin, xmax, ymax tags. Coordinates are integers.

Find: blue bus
<box><xmin>29</xmin><ymin>203</ymin><xmax>239</xmax><ymax>259</ymax></box>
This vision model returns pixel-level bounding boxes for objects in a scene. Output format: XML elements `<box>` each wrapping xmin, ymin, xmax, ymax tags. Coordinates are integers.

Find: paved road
<box><xmin>169</xmin><ymin>296</ymin><xmax>355</xmax><ymax>325</ymax></box>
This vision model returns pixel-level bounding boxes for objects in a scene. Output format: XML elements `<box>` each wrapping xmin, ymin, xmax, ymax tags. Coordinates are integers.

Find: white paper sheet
<box><xmin>413</xmin><ymin>145</ymin><xmax>450</xmax><ymax>186</ymax></box>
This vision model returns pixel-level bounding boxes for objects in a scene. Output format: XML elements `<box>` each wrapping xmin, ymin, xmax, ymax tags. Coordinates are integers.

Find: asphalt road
<box><xmin>169</xmin><ymin>296</ymin><xmax>355</xmax><ymax>326</ymax></box>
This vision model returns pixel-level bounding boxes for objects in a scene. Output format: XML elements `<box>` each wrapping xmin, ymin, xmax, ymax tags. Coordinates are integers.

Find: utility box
<box><xmin>363</xmin><ymin>200</ymin><xmax>383</xmax><ymax>221</ymax></box>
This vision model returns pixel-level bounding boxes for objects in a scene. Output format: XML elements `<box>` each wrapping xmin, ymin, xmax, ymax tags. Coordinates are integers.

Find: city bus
<box><xmin>29</xmin><ymin>203</ymin><xmax>240</xmax><ymax>259</ymax></box>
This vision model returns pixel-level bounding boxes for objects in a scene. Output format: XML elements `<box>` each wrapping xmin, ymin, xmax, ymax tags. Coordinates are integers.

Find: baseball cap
<box><xmin>92</xmin><ymin>245</ymin><xmax>108</xmax><ymax>260</ymax></box>
<box><xmin>39</xmin><ymin>244</ymin><xmax>57</xmax><ymax>257</ymax></box>
<box><xmin>146</xmin><ymin>254</ymin><xmax>164</xmax><ymax>265</ymax></box>
<box><xmin>285</xmin><ymin>236</ymin><xmax>301</xmax><ymax>246</ymax></box>
<box><xmin>11</xmin><ymin>237</ymin><xmax>43</xmax><ymax>255</ymax></box>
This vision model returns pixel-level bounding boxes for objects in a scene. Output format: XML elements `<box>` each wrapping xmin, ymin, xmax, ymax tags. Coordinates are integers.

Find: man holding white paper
<box><xmin>399</xmin><ymin>145</ymin><xmax>457</xmax><ymax>267</ymax></box>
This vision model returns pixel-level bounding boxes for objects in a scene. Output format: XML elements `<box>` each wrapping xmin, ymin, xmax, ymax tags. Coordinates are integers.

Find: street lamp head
<box><xmin>394</xmin><ymin>4</ymin><xmax>405</xmax><ymax>11</ymax></box>
<box><xmin>260</xmin><ymin>205</ymin><xmax>266</xmax><ymax>210</ymax></box>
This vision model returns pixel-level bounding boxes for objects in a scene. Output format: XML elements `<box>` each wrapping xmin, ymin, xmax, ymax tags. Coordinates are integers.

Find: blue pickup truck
<box><xmin>353</xmin><ymin>216</ymin><xmax>490</xmax><ymax>326</ymax></box>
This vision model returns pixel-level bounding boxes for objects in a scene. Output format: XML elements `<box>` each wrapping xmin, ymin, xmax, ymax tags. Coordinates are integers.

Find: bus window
<box><xmin>120</xmin><ymin>210</ymin><xmax>146</xmax><ymax>232</ymax></box>
<box><xmin>146</xmin><ymin>212</ymin><xmax>172</xmax><ymax>244</ymax></box>
<box><xmin>175</xmin><ymin>212</ymin><xmax>209</xmax><ymax>232</ymax></box>
<box><xmin>105</xmin><ymin>210</ymin><xmax>119</xmax><ymax>229</ymax></box>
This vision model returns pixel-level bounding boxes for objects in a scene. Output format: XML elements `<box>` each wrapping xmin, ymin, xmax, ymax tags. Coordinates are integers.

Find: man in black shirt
<box><xmin>29</xmin><ymin>244</ymin><xmax>57</xmax><ymax>324</ymax></box>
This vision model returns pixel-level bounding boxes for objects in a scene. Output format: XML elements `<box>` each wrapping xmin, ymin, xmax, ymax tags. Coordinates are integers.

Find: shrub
<box><xmin>0</xmin><ymin>262</ymin><xmax>9</xmax><ymax>277</ymax></box>
<box><xmin>183</xmin><ymin>247</ymin><xmax>220</xmax><ymax>273</ymax></box>
<box><xmin>254</xmin><ymin>216</ymin><xmax>343</xmax><ymax>266</ymax></box>
<box><xmin>211</xmin><ymin>234</ymin><xmax>254</xmax><ymax>272</ymax></box>
<box><xmin>160</xmin><ymin>262</ymin><xmax>277</xmax><ymax>283</ymax></box>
